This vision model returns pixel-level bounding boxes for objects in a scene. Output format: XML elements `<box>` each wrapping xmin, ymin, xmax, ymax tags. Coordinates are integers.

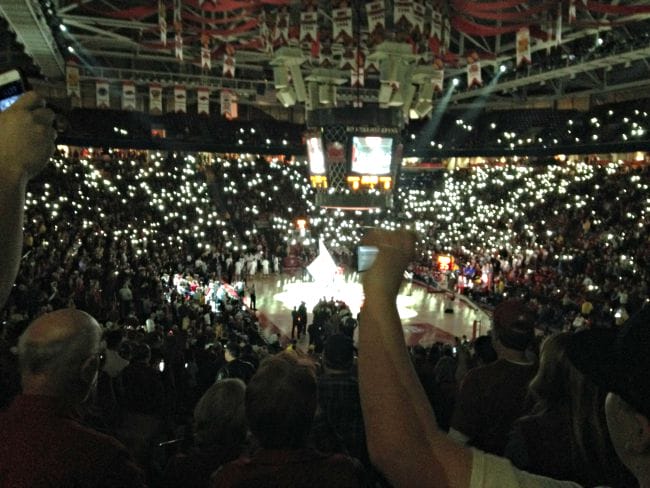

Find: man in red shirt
<box><xmin>0</xmin><ymin>308</ymin><xmax>146</xmax><ymax>487</ymax></box>
<box><xmin>449</xmin><ymin>299</ymin><xmax>538</xmax><ymax>455</ymax></box>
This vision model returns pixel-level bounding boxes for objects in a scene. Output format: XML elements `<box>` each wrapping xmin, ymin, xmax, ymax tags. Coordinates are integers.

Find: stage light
<box><xmin>499</xmin><ymin>64</ymin><xmax>507</xmax><ymax>73</ymax></box>
<box><xmin>452</xmin><ymin>78</ymin><xmax>460</xmax><ymax>86</ymax></box>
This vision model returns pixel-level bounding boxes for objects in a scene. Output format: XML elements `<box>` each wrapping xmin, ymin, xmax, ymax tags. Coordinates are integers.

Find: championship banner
<box><xmin>516</xmin><ymin>27</ymin><xmax>531</xmax><ymax>66</ymax></box>
<box><xmin>201</xmin><ymin>46</ymin><xmax>211</xmax><ymax>69</ymax></box>
<box><xmin>175</xmin><ymin>33</ymin><xmax>183</xmax><ymax>60</ymax></box>
<box><xmin>412</xmin><ymin>1</ymin><xmax>425</xmax><ymax>34</ymax></box>
<box><xmin>158</xmin><ymin>0</ymin><xmax>167</xmax><ymax>46</ymax></box>
<box><xmin>223</xmin><ymin>54</ymin><xmax>236</xmax><ymax>77</ymax></box>
<box><xmin>467</xmin><ymin>61</ymin><xmax>482</xmax><ymax>88</ymax></box>
<box><xmin>122</xmin><ymin>81</ymin><xmax>136</xmax><ymax>110</ymax></box>
<box><xmin>442</xmin><ymin>16</ymin><xmax>451</xmax><ymax>53</ymax></box>
<box><xmin>366</xmin><ymin>1</ymin><xmax>386</xmax><ymax>35</ymax></box>
<box><xmin>432</xmin><ymin>69</ymin><xmax>444</xmax><ymax>92</ymax></box>
<box><xmin>351</xmin><ymin>48</ymin><xmax>365</xmax><ymax>87</ymax></box>
<box><xmin>149</xmin><ymin>84</ymin><xmax>163</xmax><ymax>114</ymax></box>
<box><xmin>96</xmin><ymin>80</ymin><xmax>109</xmax><ymax>108</ymax></box>
<box><xmin>300</xmin><ymin>11</ymin><xmax>318</xmax><ymax>43</ymax></box>
<box><xmin>220</xmin><ymin>90</ymin><xmax>238</xmax><ymax>120</ymax></box>
<box><xmin>431</xmin><ymin>8</ymin><xmax>442</xmax><ymax>41</ymax></box>
<box><xmin>197</xmin><ymin>88</ymin><xmax>210</xmax><ymax>115</ymax></box>
<box><xmin>394</xmin><ymin>0</ymin><xmax>413</xmax><ymax>27</ymax></box>
<box><xmin>173</xmin><ymin>86</ymin><xmax>186</xmax><ymax>113</ymax></box>
<box><xmin>332</xmin><ymin>7</ymin><xmax>353</xmax><ymax>43</ymax></box>
<box><xmin>173</xmin><ymin>0</ymin><xmax>181</xmax><ymax>25</ymax></box>
<box><xmin>569</xmin><ymin>0</ymin><xmax>576</xmax><ymax>23</ymax></box>
<box><xmin>66</xmin><ymin>63</ymin><xmax>81</xmax><ymax>98</ymax></box>
<box><xmin>276</xmin><ymin>12</ymin><xmax>289</xmax><ymax>45</ymax></box>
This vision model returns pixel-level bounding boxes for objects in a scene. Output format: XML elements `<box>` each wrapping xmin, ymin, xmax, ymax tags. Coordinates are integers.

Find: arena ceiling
<box><xmin>3</xmin><ymin>0</ymin><xmax>650</xmax><ymax>113</ymax></box>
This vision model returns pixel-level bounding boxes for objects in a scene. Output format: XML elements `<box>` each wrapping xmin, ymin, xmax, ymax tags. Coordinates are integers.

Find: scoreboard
<box><xmin>305</xmin><ymin>107</ymin><xmax>403</xmax><ymax>210</ymax></box>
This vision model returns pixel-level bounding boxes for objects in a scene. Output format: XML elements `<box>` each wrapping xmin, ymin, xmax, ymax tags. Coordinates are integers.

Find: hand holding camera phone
<box><xmin>0</xmin><ymin>69</ymin><xmax>57</xmax><ymax>180</ymax></box>
<box><xmin>0</xmin><ymin>69</ymin><xmax>25</xmax><ymax>112</ymax></box>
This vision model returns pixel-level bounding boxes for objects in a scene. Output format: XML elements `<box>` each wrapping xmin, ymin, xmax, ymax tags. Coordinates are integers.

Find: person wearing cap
<box><xmin>357</xmin><ymin>229</ymin><xmax>650</xmax><ymax>488</ymax></box>
<box><xmin>448</xmin><ymin>298</ymin><xmax>538</xmax><ymax>455</ymax></box>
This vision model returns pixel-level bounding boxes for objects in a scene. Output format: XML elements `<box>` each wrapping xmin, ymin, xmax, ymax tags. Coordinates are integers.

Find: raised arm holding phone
<box><xmin>0</xmin><ymin>89</ymin><xmax>56</xmax><ymax>308</ymax></box>
<box><xmin>357</xmin><ymin>229</ymin><xmax>606</xmax><ymax>487</ymax></box>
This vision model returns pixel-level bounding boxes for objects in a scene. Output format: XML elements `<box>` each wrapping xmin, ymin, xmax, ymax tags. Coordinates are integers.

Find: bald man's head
<box><xmin>18</xmin><ymin>309</ymin><xmax>102</xmax><ymax>400</ymax></box>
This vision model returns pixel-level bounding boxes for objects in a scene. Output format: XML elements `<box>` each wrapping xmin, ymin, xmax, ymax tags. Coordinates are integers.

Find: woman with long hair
<box><xmin>505</xmin><ymin>332</ymin><xmax>636</xmax><ymax>487</ymax></box>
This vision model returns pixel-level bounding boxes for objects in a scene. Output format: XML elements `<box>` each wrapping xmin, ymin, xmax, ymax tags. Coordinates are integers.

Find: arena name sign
<box><xmin>345</xmin><ymin>126</ymin><xmax>400</xmax><ymax>135</ymax></box>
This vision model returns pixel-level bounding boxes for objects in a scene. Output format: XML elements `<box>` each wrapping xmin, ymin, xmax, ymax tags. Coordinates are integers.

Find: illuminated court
<box><xmin>245</xmin><ymin>272</ymin><xmax>491</xmax><ymax>347</ymax></box>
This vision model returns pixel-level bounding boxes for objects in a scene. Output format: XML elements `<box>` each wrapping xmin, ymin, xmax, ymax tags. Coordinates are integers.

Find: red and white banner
<box><xmin>220</xmin><ymin>90</ymin><xmax>238</xmax><ymax>120</ymax></box>
<box><xmin>366</xmin><ymin>1</ymin><xmax>386</xmax><ymax>35</ymax></box>
<box><xmin>96</xmin><ymin>81</ymin><xmax>109</xmax><ymax>108</ymax></box>
<box><xmin>223</xmin><ymin>54</ymin><xmax>235</xmax><ymax>77</ymax></box>
<box><xmin>467</xmin><ymin>61</ymin><xmax>482</xmax><ymax>88</ymax></box>
<box><xmin>175</xmin><ymin>33</ymin><xmax>183</xmax><ymax>60</ymax></box>
<box><xmin>412</xmin><ymin>1</ymin><xmax>426</xmax><ymax>34</ymax></box>
<box><xmin>275</xmin><ymin>11</ymin><xmax>289</xmax><ymax>45</ymax></box>
<box><xmin>201</xmin><ymin>46</ymin><xmax>211</xmax><ymax>69</ymax></box>
<box><xmin>300</xmin><ymin>11</ymin><xmax>318</xmax><ymax>43</ymax></box>
<box><xmin>122</xmin><ymin>81</ymin><xmax>136</xmax><ymax>110</ymax></box>
<box><xmin>351</xmin><ymin>48</ymin><xmax>365</xmax><ymax>87</ymax></box>
<box><xmin>197</xmin><ymin>87</ymin><xmax>210</xmax><ymax>115</ymax></box>
<box><xmin>569</xmin><ymin>0</ymin><xmax>577</xmax><ymax>23</ymax></box>
<box><xmin>332</xmin><ymin>7</ymin><xmax>353</xmax><ymax>43</ymax></box>
<box><xmin>66</xmin><ymin>63</ymin><xmax>80</xmax><ymax>98</ymax></box>
<box><xmin>394</xmin><ymin>0</ymin><xmax>413</xmax><ymax>27</ymax></box>
<box><xmin>173</xmin><ymin>86</ymin><xmax>186</xmax><ymax>113</ymax></box>
<box><xmin>516</xmin><ymin>27</ymin><xmax>531</xmax><ymax>66</ymax></box>
<box><xmin>158</xmin><ymin>0</ymin><xmax>167</xmax><ymax>46</ymax></box>
<box><xmin>442</xmin><ymin>16</ymin><xmax>451</xmax><ymax>53</ymax></box>
<box><xmin>149</xmin><ymin>84</ymin><xmax>163</xmax><ymax>114</ymax></box>
<box><xmin>431</xmin><ymin>7</ymin><xmax>442</xmax><ymax>41</ymax></box>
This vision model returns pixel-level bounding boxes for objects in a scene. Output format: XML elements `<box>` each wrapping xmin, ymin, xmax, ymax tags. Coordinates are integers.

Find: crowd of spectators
<box><xmin>1</xmin><ymin>94</ymin><xmax>649</xmax><ymax>486</ymax></box>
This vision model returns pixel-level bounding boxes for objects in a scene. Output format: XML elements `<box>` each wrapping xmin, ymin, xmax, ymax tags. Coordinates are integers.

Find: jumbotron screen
<box><xmin>306</xmin><ymin>136</ymin><xmax>326</xmax><ymax>175</ymax></box>
<box><xmin>350</xmin><ymin>136</ymin><xmax>393</xmax><ymax>175</ymax></box>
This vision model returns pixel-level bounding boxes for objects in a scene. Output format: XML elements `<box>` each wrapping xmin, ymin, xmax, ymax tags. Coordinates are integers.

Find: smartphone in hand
<box><xmin>0</xmin><ymin>69</ymin><xmax>25</xmax><ymax>112</ymax></box>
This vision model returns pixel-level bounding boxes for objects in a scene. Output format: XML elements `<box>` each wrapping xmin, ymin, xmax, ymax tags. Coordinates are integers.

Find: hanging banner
<box><xmin>332</xmin><ymin>7</ymin><xmax>353</xmax><ymax>43</ymax></box>
<box><xmin>394</xmin><ymin>0</ymin><xmax>413</xmax><ymax>27</ymax></box>
<box><xmin>412</xmin><ymin>1</ymin><xmax>425</xmax><ymax>35</ymax></box>
<box><xmin>516</xmin><ymin>27</ymin><xmax>531</xmax><ymax>66</ymax></box>
<box><xmin>122</xmin><ymin>81</ymin><xmax>136</xmax><ymax>110</ymax></box>
<box><xmin>173</xmin><ymin>0</ymin><xmax>181</xmax><ymax>25</ymax></box>
<box><xmin>149</xmin><ymin>84</ymin><xmax>163</xmax><ymax>114</ymax></box>
<box><xmin>220</xmin><ymin>90</ymin><xmax>238</xmax><ymax>120</ymax></box>
<box><xmin>197</xmin><ymin>87</ymin><xmax>210</xmax><ymax>115</ymax></box>
<box><xmin>300</xmin><ymin>11</ymin><xmax>318</xmax><ymax>43</ymax></box>
<box><xmin>223</xmin><ymin>53</ymin><xmax>236</xmax><ymax>77</ymax></box>
<box><xmin>175</xmin><ymin>33</ymin><xmax>183</xmax><ymax>60</ymax></box>
<box><xmin>431</xmin><ymin>8</ymin><xmax>442</xmax><ymax>41</ymax></box>
<box><xmin>159</xmin><ymin>0</ymin><xmax>167</xmax><ymax>46</ymax></box>
<box><xmin>276</xmin><ymin>11</ymin><xmax>289</xmax><ymax>45</ymax></box>
<box><xmin>366</xmin><ymin>1</ymin><xmax>386</xmax><ymax>35</ymax></box>
<box><xmin>432</xmin><ymin>69</ymin><xmax>444</xmax><ymax>92</ymax></box>
<box><xmin>351</xmin><ymin>48</ymin><xmax>365</xmax><ymax>87</ymax></box>
<box><xmin>442</xmin><ymin>16</ymin><xmax>451</xmax><ymax>53</ymax></box>
<box><xmin>201</xmin><ymin>46</ymin><xmax>211</xmax><ymax>69</ymax></box>
<box><xmin>569</xmin><ymin>0</ymin><xmax>576</xmax><ymax>23</ymax></box>
<box><xmin>66</xmin><ymin>63</ymin><xmax>81</xmax><ymax>98</ymax></box>
<box><xmin>467</xmin><ymin>61</ymin><xmax>482</xmax><ymax>88</ymax></box>
<box><xmin>96</xmin><ymin>80</ymin><xmax>109</xmax><ymax>108</ymax></box>
<box><xmin>174</xmin><ymin>86</ymin><xmax>186</xmax><ymax>113</ymax></box>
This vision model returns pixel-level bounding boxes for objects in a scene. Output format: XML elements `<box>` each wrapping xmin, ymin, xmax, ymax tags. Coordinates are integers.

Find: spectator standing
<box><xmin>212</xmin><ymin>353</ymin><xmax>365</xmax><ymax>487</ymax></box>
<box><xmin>449</xmin><ymin>299</ymin><xmax>538</xmax><ymax>455</ymax></box>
